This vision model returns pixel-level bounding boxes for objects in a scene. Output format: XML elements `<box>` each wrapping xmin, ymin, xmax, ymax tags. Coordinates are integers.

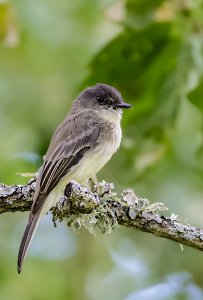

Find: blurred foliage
<box><xmin>1</xmin><ymin>0</ymin><xmax>203</xmax><ymax>299</ymax></box>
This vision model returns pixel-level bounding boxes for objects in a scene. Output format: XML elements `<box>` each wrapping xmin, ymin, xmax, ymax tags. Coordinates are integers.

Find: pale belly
<box><xmin>42</xmin><ymin>126</ymin><xmax>121</xmax><ymax>214</ymax></box>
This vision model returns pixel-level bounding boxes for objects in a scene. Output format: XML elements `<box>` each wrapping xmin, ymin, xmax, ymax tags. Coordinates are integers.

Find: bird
<box><xmin>17</xmin><ymin>83</ymin><xmax>132</xmax><ymax>273</ymax></box>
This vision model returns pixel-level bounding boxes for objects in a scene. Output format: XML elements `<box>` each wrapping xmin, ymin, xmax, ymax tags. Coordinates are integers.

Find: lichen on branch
<box><xmin>0</xmin><ymin>178</ymin><xmax>203</xmax><ymax>252</ymax></box>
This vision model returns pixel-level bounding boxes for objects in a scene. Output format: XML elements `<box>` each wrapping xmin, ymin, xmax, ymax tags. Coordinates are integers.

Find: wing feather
<box><xmin>39</xmin><ymin>113</ymin><xmax>100</xmax><ymax>195</ymax></box>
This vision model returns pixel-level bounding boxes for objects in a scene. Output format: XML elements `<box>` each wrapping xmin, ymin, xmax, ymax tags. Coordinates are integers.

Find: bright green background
<box><xmin>1</xmin><ymin>0</ymin><xmax>203</xmax><ymax>299</ymax></box>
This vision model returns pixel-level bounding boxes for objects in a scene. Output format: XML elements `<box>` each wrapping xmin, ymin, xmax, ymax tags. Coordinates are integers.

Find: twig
<box><xmin>0</xmin><ymin>179</ymin><xmax>203</xmax><ymax>251</ymax></box>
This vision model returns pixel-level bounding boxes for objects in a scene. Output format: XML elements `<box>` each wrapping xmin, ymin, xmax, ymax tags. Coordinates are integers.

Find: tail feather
<box><xmin>17</xmin><ymin>210</ymin><xmax>43</xmax><ymax>274</ymax></box>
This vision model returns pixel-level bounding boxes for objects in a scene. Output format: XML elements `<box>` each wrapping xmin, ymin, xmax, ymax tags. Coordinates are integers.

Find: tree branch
<box><xmin>1</xmin><ymin>179</ymin><xmax>203</xmax><ymax>251</ymax></box>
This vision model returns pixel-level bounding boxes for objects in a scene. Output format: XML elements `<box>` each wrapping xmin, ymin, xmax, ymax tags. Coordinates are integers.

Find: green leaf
<box><xmin>126</xmin><ymin>0</ymin><xmax>166</xmax><ymax>15</ymax></box>
<box><xmin>188</xmin><ymin>80</ymin><xmax>203</xmax><ymax>111</ymax></box>
<box><xmin>86</xmin><ymin>21</ymin><xmax>181</xmax><ymax>139</ymax></box>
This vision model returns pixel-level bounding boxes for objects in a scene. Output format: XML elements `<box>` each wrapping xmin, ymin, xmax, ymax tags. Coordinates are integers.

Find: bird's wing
<box><xmin>32</xmin><ymin>111</ymin><xmax>100</xmax><ymax>212</ymax></box>
<box><xmin>17</xmin><ymin>111</ymin><xmax>101</xmax><ymax>273</ymax></box>
<box><xmin>40</xmin><ymin>116</ymin><xmax>100</xmax><ymax>194</ymax></box>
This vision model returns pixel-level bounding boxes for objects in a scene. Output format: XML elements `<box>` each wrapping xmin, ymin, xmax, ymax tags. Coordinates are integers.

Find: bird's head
<box><xmin>76</xmin><ymin>83</ymin><xmax>132</xmax><ymax>114</ymax></box>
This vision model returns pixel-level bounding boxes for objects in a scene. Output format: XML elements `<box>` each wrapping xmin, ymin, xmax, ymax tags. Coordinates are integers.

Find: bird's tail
<box><xmin>17</xmin><ymin>207</ymin><xmax>43</xmax><ymax>274</ymax></box>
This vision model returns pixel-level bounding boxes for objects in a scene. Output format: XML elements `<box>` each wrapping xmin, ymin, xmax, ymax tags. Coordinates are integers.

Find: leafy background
<box><xmin>1</xmin><ymin>0</ymin><xmax>203</xmax><ymax>299</ymax></box>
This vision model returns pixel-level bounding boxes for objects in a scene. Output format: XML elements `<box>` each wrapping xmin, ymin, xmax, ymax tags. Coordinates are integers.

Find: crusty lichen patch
<box><xmin>54</xmin><ymin>182</ymin><xmax>168</xmax><ymax>235</ymax></box>
<box><xmin>56</xmin><ymin>180</ymin><xmax>119</xmax><ymax>235</ymax></box>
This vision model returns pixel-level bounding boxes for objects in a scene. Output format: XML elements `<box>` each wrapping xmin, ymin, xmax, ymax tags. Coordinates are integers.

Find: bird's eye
<box><xmin>96</xmin><ymin>95</ymin><xmax>104</xmax><ymax>103</ymax></box>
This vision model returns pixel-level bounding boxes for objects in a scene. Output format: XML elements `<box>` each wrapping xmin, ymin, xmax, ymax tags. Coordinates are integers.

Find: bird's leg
<box><xmin>64</xmin><ymin>182</ymin><xmax>73</xmax><ymax>198</ymax></box>
<box><xmin>52</xmin><ymin>184</ymin><xmax>73</xmax><ymax>227</ymax></box>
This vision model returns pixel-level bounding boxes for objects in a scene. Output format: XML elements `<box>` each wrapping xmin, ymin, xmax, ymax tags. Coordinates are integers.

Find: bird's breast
<box><xmin>71</xmin><ymin>121</ymin><xmax>122</xmax><ymax>183</ymax></box>
<box><xmin>60</xmin><ymin>119</ymin><xmax>121</xmax><ymax>184</ymax></box>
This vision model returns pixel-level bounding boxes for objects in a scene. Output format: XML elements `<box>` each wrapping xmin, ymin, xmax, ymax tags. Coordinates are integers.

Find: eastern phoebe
<box><xmin>17</xmin><ymin>83</ymin><xmax>132</xmax><ymax>273</ymax></box>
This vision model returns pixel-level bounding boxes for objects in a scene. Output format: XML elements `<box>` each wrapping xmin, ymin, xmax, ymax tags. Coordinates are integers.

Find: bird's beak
<box><xmin>114</xmin><ymin>102</ymin><xmax>132</xmax><ymax>109</ymax></box>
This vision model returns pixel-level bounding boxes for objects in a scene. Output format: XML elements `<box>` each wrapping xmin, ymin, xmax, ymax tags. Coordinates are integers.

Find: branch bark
<box><xmin>1</xmin><ymin>179</ymin><xmax>203</xmax><ymax>251</ymax></box>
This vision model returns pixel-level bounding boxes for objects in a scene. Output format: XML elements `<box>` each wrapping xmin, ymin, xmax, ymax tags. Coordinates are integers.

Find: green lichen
<box><xmin>66</xmin><ymin>201</ymin><xmax>118</xmax><ymax>235</ymax></box>
<box><xmin>65</xmin><ymin>181</ymin><xmax>119</xmax><ymax>235</ymax></box>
